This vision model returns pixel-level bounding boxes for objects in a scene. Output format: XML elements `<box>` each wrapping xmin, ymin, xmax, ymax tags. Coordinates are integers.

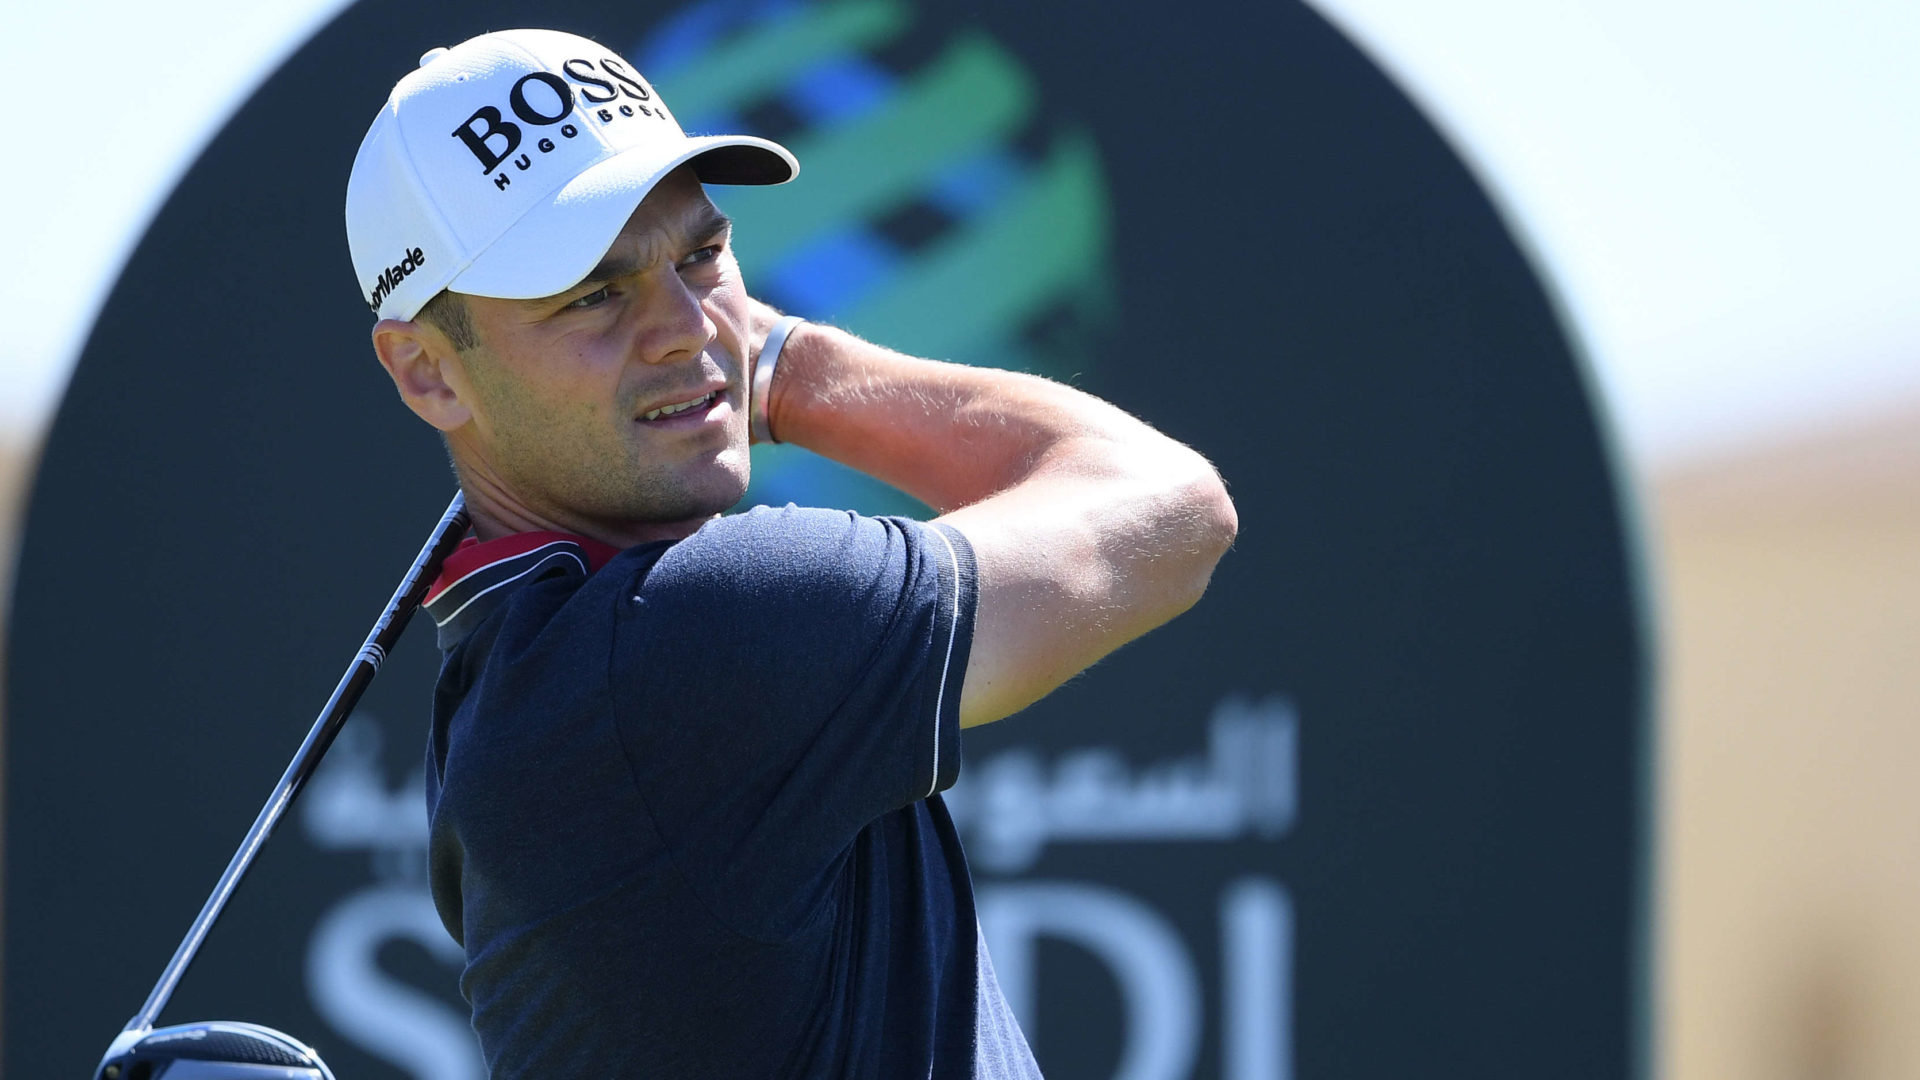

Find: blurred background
<box><xmin>3</xmin><ymin>1</ymin><xmax>1916</xmax><ymax>1077</ymax></box>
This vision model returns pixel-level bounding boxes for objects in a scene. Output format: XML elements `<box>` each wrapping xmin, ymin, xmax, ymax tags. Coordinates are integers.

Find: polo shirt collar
<box><xmin>424</xmin><ymin>531</ymin><xmax>623</xmax><ymax>649</ymax></box>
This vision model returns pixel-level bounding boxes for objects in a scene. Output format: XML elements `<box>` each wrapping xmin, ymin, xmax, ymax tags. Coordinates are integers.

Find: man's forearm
<box><xmin>763</xmin><ymin>317</ymin><xmax>1213</xmax><ymax>517</ymax></box>
<box><xmin>758</xmin><ymin>314</ymin><xmax>1237</xmax><ymax>726</ymax></box>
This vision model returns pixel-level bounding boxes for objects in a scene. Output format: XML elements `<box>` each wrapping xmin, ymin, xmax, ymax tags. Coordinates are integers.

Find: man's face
<box><xmin>447</xmin><ymin>167</ymin><xmax>752</xmax><ymax>538</ymax></box>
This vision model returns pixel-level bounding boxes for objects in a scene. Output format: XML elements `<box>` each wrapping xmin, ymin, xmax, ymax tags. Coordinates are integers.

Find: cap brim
<box><xmin>447</xmin><ymin>134</ymin><xmax>797</xmax><ymax>302</ymax></box>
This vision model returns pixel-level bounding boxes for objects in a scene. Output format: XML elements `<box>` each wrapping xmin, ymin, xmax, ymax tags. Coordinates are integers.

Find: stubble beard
<box><xmin>461</xmin><ymin>337</ymin><xmax>754</xmax><ymax>531</ymax></box>
<box><xmin>508</xmin><ymin>419</ymin><xmax>751</xmax><ymax>530</ymax></box>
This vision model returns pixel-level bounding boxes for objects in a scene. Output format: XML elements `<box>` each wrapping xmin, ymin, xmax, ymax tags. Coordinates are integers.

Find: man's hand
<box><xmin>757</xmin><ymin>310</ymin><xmax>1238</xmax><ymax>727</ymax></box>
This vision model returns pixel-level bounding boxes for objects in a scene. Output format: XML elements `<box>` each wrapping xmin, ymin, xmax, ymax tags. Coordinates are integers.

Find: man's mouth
<box><xmin>640</xmin><ymin>391</ymin><xmax>720</xmax><ymax>422</ymax></box>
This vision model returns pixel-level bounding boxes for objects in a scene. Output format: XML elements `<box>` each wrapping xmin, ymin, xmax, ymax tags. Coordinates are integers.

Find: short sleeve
<box><xmin>609</xmin><ymin>505</ymin><xmax>976</xmax><ymax>933</ymax></box>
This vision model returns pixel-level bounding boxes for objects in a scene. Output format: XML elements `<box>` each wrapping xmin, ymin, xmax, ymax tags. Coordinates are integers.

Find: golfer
<box><xmin>346</xmin><ymin>28</ymin><xmax>1235</xmax><ymax>1078</ymax></box>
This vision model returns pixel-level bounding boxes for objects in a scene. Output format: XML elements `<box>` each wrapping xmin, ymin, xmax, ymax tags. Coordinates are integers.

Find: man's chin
<box><xmin>623</xmin><ymin>464</ymin><xmax>750</xmax><ymax>526</ymax></box>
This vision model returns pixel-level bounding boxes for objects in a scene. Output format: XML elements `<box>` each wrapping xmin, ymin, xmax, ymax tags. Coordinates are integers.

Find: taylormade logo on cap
<box><xmin>366</xmin><ymin>247</ymin><xmax>426</xmax><ymax>314</ymax></box>
<box><xmin>345</xmin><ymin>29</ymin><xmax>797</xmax><ymax>323</ymax></box>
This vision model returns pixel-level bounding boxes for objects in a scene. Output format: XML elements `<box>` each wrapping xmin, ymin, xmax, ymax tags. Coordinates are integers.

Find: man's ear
<box><xmin>372</xmin><ymin>318</ymin><xmax>472</xmax><ymax>432</ymax></box>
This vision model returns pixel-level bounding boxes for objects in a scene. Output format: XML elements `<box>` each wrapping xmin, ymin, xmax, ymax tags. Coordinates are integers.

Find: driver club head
<box><xmin>95</xmin><ymin>1021</ymin><xmax>335</xmax><ymax>1080</ymax></box>
<box><xmin>91</xmin><ymin>500</ymin><xmax>470</xmax><ymax>1080</ymax></box>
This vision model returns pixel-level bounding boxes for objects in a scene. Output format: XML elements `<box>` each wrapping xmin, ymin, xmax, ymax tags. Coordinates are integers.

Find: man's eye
<box><xmin>566</xmin><ymin>286</ymin><xmax>612</xmax><ymax>310</ymax></box>
<box><xmin>680</xmin><ymin>245</ymin><xmax>722</xmax><ymax>269</ymax></box>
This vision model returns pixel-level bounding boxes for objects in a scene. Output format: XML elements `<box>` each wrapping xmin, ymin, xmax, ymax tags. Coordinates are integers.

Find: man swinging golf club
<box><xmin>346</xmin><ymin>27</ymin><xmax>1236</xmax><ymax>1077</ymax></box>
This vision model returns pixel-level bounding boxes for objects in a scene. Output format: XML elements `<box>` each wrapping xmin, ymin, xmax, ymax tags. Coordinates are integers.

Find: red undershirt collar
<box><xmin>426</xmin><ymin>530</ymin><xmax>623</xmax><ymax>605</ymax></box>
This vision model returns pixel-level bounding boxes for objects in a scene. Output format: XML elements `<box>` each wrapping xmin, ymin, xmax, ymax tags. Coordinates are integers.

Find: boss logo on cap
<box><xmin>451</xmin><ymin>56</ymin><xmax>670</xmax><ymax>192</ymax></box>
<box><xmin>366</xmin><ymin>246</ymin><xmax>426</xmax><ymax>314</ymax></box>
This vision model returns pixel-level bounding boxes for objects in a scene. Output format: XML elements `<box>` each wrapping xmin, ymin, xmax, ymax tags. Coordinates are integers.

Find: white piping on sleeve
<box><xmin>926</xmin><ymin>526</ymin><xmax>964</xmax><ymax>799</ymax></box>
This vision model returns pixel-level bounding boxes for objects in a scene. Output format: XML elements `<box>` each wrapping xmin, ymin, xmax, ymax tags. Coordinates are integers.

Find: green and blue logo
<box><xmin>638</xmin><ymin>0</ymin><xmax>1115</xmax><ymax>516</ymax></box>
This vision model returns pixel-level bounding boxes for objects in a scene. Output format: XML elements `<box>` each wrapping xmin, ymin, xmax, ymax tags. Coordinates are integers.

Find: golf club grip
<box><xmin>127</xmin><ymin>492</ymin><xmax>471</xmax><ymax>1034</ymax></box>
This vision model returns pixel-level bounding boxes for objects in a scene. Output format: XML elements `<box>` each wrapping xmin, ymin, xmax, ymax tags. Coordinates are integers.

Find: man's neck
<box><xmin>466</xmin><ymin>501</ymin><xmax>712</xmax><ymax>549</ymax></box>
<box><xmin>456</xmin><ymin>465</ymin><xmax>714</xmax><ymax>550</ymax></box>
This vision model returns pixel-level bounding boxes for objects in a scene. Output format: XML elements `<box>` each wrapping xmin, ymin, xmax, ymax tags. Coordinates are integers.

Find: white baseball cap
<box><xmin>345</xmin><ymin>28</ymin><xmax>798</xmax><ymax>322</ymax></box>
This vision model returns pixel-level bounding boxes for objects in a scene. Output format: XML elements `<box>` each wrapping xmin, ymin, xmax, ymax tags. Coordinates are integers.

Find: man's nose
<box><xmin>633</xmin><ymin>270</ymin><xmax>717</xmax><ymax>365</ymax></box>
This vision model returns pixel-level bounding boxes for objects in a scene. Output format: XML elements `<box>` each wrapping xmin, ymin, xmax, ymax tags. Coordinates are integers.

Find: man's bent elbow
<box><xmin>1200</xmin><ymin>472</ymin><xmax>1239</xmax><ymax>575</ymax></box>
<box><xmin>1162</xmin><ymin>462</ymin><xmax>1238</xmax><ymax>614</ymax></box>
<box><xmin>1199</xmin><ymin>469</ymin><xmax>1239</xmax><ymax>561</ymax></box>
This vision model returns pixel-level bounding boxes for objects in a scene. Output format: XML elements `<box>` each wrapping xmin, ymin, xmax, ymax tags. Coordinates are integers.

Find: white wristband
<box><xmin>750</xmin><ymin>314</ymin><xmax>806</xmax><ymax>444</ymax></box>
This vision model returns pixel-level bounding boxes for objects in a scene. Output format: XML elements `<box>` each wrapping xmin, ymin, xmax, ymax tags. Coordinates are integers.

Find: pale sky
<box><xmin>1310</xmin><ymin>0</ymin><xmax>1920</xmax><ymax>467</ymax></box>
<box><xmin>4</xmin><ymin>0</ymin><xmax>1917</xmax><ymax>469</ymax></box>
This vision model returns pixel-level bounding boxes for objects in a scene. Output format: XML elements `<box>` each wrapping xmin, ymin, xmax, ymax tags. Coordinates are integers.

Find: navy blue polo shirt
<box><xmin>422</xmin><ymin>504</ymin><xmax>1041</xmax><ymax>1078</ymax></box>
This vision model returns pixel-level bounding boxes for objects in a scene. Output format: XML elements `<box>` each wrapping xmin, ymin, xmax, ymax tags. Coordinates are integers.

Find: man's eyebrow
<box><xmin>686</xmin><ymin>206</ymin><xmax>733</xmax><ymax>245</ymax></box>
<box><xmin>544</xmin><ymin>207</ymin><xmax>734</xmax><ymax>302</ymax></box>
<box><xmin>578</xmin><ymin>252</ymin><xmax>642</xmax><ymax>288</ymax></box>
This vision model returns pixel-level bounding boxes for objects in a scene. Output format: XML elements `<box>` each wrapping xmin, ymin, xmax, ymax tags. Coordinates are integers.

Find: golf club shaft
<box><xmin>126</xmin><ymin>492</ymin><xmax>471</xmax><ymax>1034</ymax></box>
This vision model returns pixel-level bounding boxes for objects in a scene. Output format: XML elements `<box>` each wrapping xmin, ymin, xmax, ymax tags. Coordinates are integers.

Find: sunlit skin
<box><xmin>371</xmin><ymin>163</ymin><xmax>1237</xmax><ymax>729</ymax></box>
<box><xmin>372</xmin><ymin>166</ymin><xmax>758</xmax><ymax>549</ymax></box>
